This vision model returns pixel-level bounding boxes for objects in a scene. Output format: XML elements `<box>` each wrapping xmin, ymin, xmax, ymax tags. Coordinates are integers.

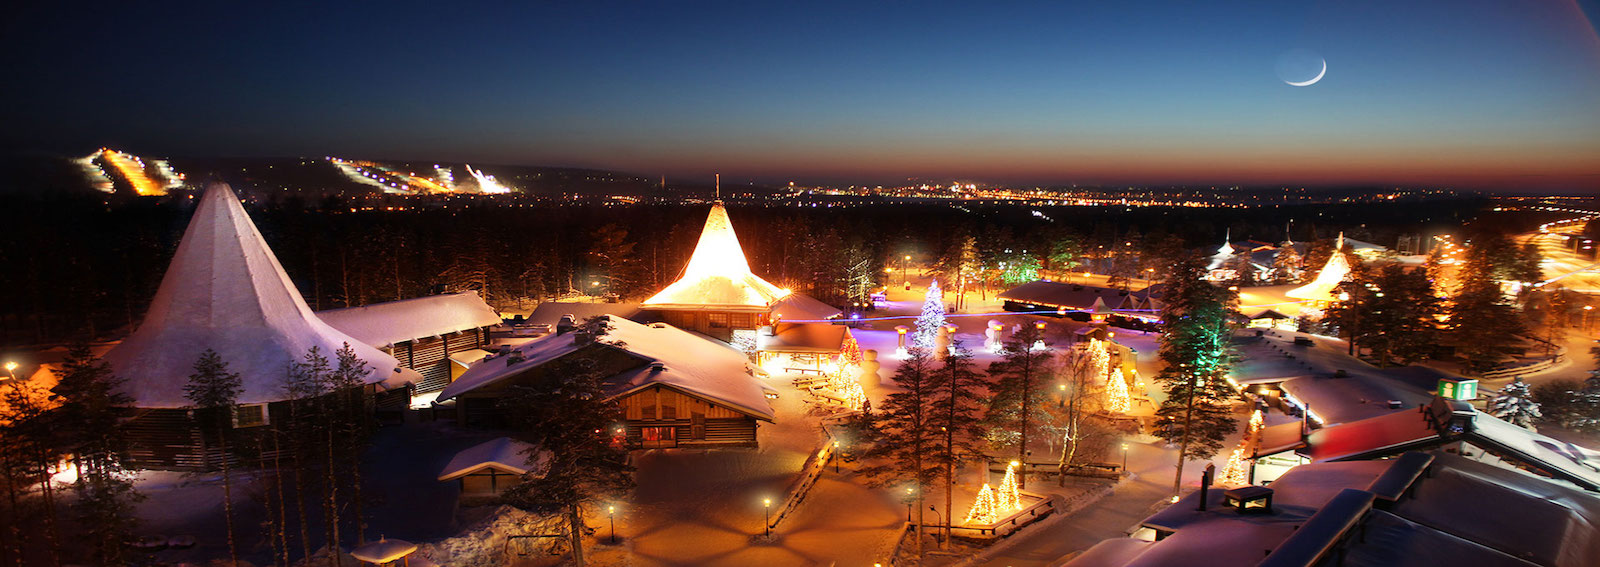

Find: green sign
<box><xmin>1438</xmin><ymin>379</ymin><xmax>1478</xmax><ymax>401</ymax></box>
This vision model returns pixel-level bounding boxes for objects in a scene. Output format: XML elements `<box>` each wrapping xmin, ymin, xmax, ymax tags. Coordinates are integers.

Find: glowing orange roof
<box><xmin>1287</xmin><ymin>234</ymin><xmax>1350</xmax><ymax>302</ymax></box>
<box><xmin>643</xmin><ymin>202</ymin><xmax>788</xmax><ymax>310</ymax></box>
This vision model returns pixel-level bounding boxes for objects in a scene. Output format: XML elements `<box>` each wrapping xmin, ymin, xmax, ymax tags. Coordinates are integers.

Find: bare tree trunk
<box><xmin>325</xmin><ymin>424</ymin><xmax>341</xmax><ymax>567</ymax></box>
<box><xmin>274</xmin><ymin>433</ymin><xmax>290</xmax><ymax>567</ymax></box>
<box><xmin>568</xmin><ymin>502</ymin><xmax>586</xmax><ymax>567</ymax></box>
<box><xmin>2</xmin><ymin>453</ymin><xmax>19</xmax><ymax>567</ymax></box>
<box><xmin>35</xmin><ymin>449</ymin><xmax>60</xmax><ymax>567</ymax></box>
<box><xmin>1171</xmin><ymin>376</ymin><xmax>1197</xmax><ymax>500</ymax></box>
<box><xmin>218</xmin><ymin>424</ymin><xmax>239</xmax><ymax>567</ymax></box>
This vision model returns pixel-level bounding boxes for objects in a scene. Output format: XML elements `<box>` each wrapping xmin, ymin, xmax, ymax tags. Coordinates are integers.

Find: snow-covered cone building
<box><xmin>104</xmin><ymin>183</ymin><xmax>420</xmax><ymax>469</ymax></box>
<box><xmin>642</xmin><ymin>202</ymin><xmax>791</xmax><ymax>342</ymax></box>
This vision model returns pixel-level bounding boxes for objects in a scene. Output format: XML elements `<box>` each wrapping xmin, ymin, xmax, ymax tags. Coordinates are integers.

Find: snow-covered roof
<box><xmin>997</xmin><ymin>281</ymin><xmax>1150</xmax><ymax>313</ymax></box>
<box><xmin>437</xmin><ymin>437</ymin><xmax>550</xmax><ymax>481</ymax></box>
<box><xmin>757</xmin><ymin>323</ymin><xmax>850</xmax><ymax>353</ymax></box>
<box><xmin>438</xmin><ymin>317</ymin><xmax>774</xmax><ymax>421</ymax></box>
<box><xmin>103</xmin><ymin>184</ymin><xmax>418</xmax><ymax>408</ymax></box>
<box><xmin>318</xmin><ymin>291</ymin><xmax>501</xmax><ymax>347</ymax></box>
<box><xmin>643</xmin><ymin>203</ymin><xmax>790</xmax><ymax>311</ymax></box>
<box><xmin>771</xmin><ymin>293</ymin><xmax>842</xmax><ymax>321</ymax></box>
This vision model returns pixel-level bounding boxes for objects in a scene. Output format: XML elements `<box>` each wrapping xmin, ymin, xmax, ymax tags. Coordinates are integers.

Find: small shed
<box><xmin>438</xmin><ymin>437</ymin><xmax>550</xmax><ymax>498</ymax></box>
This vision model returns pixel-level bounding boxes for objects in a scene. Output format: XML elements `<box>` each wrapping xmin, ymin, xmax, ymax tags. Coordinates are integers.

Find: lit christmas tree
<box><xmin>914</xmin><ymin>279</ymin><xmax>946</xmax><ymax>350</ymax></box>
<box><xmin>1105</xmin><ymin>368</ymin><xmax>1131</xmax><ymax>413</ymax></box>
<box><xmin>998</xmin><ymin>461</ymin><xmax>1022</xmax><ymax>512</ymax></box>
<box><xmin>839</xmin><ymin>334</ymin><xmax>864</xmax><ymax>366</ymax></box>
<box><xmin>1086</xmin><ymin>339</ymin><xmax>1110</xmax><ymax>382</ymax></box>
<box><xmin>963</xmin><ymin>483</ymin><xmax>1000</xmax><ymax>525</ymax></box>
<box><xmin>1218</xmin><ymin>445</ymin><xmax>1251</xmax><ymax>486</ymax></box>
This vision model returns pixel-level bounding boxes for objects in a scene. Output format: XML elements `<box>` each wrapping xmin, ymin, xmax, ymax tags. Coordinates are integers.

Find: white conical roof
<box><xmin>104</xmin><ymin>184</ymin><xmax>418</xmax><ymax>407</ymax></box>
<box><xmin>643</xmin><ymin>202</ymin><xmax>789</xmax><ymax>310</ymax></box>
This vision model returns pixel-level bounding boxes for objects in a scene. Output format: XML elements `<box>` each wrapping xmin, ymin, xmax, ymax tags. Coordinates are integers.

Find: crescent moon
<box><xmin>1286</xmin><ymin>59</ymin><xmax>1326</xmax><ymax>87</ymax></box>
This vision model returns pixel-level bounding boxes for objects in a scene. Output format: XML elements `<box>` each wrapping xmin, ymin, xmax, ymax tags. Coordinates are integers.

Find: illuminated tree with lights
<box><xmin>914</xmin><ymin>280</ymin><xmax>947</xmax><ymax>350</ymax></box>
<box><xmin>997</xmin><ymin>462</ymin><xmax>1022</xmax><ymax>512</ymax></box>
<box><xmin>963</xmin><ymin>484</ymin><xmax>1000</xmax><ymax>525</ymax></box>
<box><xmin>1153</xmin><ymin>253</ymin><xmax>1240</xmax><ymax>501</ymax></box>
<box><xmin>1104</xmin><ymin>368</ymin><xmax>1131</xmax><ymax>414</ymax></box>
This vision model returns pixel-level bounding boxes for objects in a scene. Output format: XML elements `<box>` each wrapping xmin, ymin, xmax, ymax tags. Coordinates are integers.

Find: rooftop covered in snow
<box><xmin>437</xmin><ymin>437</ymin><xmax>550</xmax><ymax>481</ymax></box>
<box><xmin>642</xmin><ymin>202</ymin><xmax>789</xmax><ymax>311</ymax></box>
<box><xmin>1067</xmin><ymin>451</ymin><xmax>1600</xmax><ymax>567</ymax></box>
<box><xmin>102</xmin><ymin>184</ymin><xmax>418</xmax><ymax>408</ymax></box>
<box><xmin>437</xmin><ymin>316</ymin><xmax>774</xmax><ymax>421</ymax></box>
<box><xmin>318</xmin><ymin>291</ymin><xmax>501</xmax><ymax>347</ymax></box>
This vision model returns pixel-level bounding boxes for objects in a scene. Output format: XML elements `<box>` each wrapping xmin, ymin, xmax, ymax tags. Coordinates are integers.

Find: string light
<box><xmin>963</xmin><ymin>484</ymin><xmax>1000</xmax><ymax>525</ymax></box>
<box><xmin>998</xmin><ymin>462</ymin><xmax>1022</xmax><ymax>512</ymax></box>
<box><xmin>1104</xmin><ymin>368</ymin><xmax>1131</xmax><ymax>413</ymax></box>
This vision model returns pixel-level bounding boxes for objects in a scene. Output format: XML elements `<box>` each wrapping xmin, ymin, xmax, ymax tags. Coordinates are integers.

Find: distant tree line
<box><xmin>0</xmin><ymin>190</ymin><xmax>1484</xmax><ymax>346</ymax></box>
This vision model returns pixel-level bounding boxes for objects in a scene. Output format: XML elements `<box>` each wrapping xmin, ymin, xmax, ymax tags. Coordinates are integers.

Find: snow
<box><xmin>771</xmin><ymin>293</ymin><xmax>842</xmax><ymax>321</ymax></box>
<box><xmin>1286</xmin><ymin>237</ymin><xmax>1351</xmax><ymax>302</ymax></box>
<box><xmin>318</xmin><ymin>291</ymin><xmax>501</xmax><ymax>347</ymax></box>
<box><xmin>437</xmin><ymin>437</ymin><xmax>550</xmax><ymax>481</ymax></box>
<box><xmin>439</xmin><ymin>316</ymin><xmax>775</xmax><ymax>421</ymax></box>
<box><xmin>643</xmin><ymin>203</ymin><xmax>789</xmax><ymax>309</ymax></box>
<box><xmin>103</xmin><ymin>183</ymin><xmax>419</xmax><ymax>407</ymax></box>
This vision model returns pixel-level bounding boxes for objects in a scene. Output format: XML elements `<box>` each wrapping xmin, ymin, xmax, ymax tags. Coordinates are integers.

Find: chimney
<box><xmin>505</xmin><ymin>349</ymin><xmax>525</xmax><ymax>366</ymax></box>
<box><xmin>1198</xmin><ymin>463</ymin><xmax>1216</xmax><ymax>511</ymax></box>
<box><xmin>649</xmin><ymin>362</ymin><xmax>666</xmax><ymax>373</ymax></box>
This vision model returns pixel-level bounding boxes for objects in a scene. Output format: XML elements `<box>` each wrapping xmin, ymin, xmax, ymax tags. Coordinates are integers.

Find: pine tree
<box><xmin>500</xmin><ymin>317</ymin><xmax>635</xmax><ymax>566</ymax></box>
<box><xmin>860</xmin><ymin>347</ymin><xmax>940</xmax><ymax>557</ymax></box>
<box><xmin>914</xmin><ymin>280</ymin><xmax>946</xmax><ymax>350</ymax></box>
<box><xmin>1270</xmin><ymin>245</ymin><xmax>1302</xmax><ymax>284</ymax></box>
<box><xmin>981</xmin><ymin>324</ymin><xmax>1054</xmax><ymax>488</ymax></box>
<box><xmin>52</xmin><ymin>345</ymin><xmax>142</xmax><ymax>566</ymax></box>
<box><xmin>927</xmin><ymin>345</ymin><xmax>988</xmax><ymax>547</ymax></box>
<box><xmin>1489</xmin><ymin>378</ymin><xmax>1541</xmax><ymax>429</ymax></box>
<box><xmin>1152</xmin><ymin>254</ymin><xmax>1240</xmax><ymax>500</ymax></box>
<box><xmin>184</xmin><ymin>349</ymin><xmax>243</xmax><ymax>567</ymax></box>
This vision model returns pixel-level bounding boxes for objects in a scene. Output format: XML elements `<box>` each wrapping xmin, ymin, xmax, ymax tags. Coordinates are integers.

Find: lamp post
<box><xmin>928</xmin><ymin>505</ymin><xmax>943</xmax><ymax>543</ymax></box>
<box><xmin>1058</xmin><ymin>383</ymin><xmax>1067</xmax><ymax>409</ymax></box>
<box><xmin>905</xmin><ymin>487</ymin><xmax>914</xmax><ymax>522</ymax></box>
<box><xmin>2</xmin><ymin>361</ymin><xmax>16</xmax><ymax>381</ymax></box>
<box><xmin>1338</xmin><ymin>290</ymin><xmax>1357</xmax><ymax>356</ymax></box>
<box><xmin>833</xmin><ymin>441</ymin><xmax>841</xmax><ymax>473</ymax></box>
<box><xmin>1121</xmin><ymin>443</ymin><xmax>1129</xmax><ymax>473</ymax></box>
<box><xmin>903</xmin><ymin>255</ymin><xmax>911</xmax><ymax>286</ymax></box>
<box><xmin>608</xmin><ymin>505</ymin><xmax>617</xmax><ymax>544</ymax></box>
<box><xmin>1585</xmin><ymin>305</ymin><xmax>1594</xmax><ymax>333</ymax></box>
<box><xmin>763</xmin><ymin>498</ymin><xmax>772</xmax><ymax>537</ymax></box>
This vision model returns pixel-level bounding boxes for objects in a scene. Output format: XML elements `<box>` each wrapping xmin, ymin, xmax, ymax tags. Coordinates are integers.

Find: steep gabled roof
<box><xmin>103</xmin><ymin>184</ymin><xmax>418</xmax><ymax>408</ymax></box>
<box><xmin>319</xmin><ymin>291</ymin><xmax>501</xmax><ymax>346</ymax></box>
<box><xmin>643</xmin><ymin>203</ymin><xmax>789</xmax><ymax>310</ymax></box>
<box><xmin>1287</xmin><ymin>235</ymin><xmax>1351</xmax><ymax>302</ymax></box>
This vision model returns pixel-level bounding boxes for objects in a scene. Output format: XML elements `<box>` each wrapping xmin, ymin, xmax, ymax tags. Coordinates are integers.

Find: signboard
<box><xmin>1438</xmin><ymin>378</ymin><xmax>1478</xmax><ymax>401</ymax></box>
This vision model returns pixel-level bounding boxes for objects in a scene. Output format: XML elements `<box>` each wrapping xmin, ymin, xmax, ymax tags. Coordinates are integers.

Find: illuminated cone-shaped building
<box><xmin>1286</xmin><ymin>233</ymin><xmax>1351</xmax><ymax>304</ymax></box>
<box><xmin>104</xmin><ymin>183</ymin><xmax>419</xmax><ymax>469</ymax></box>
<box><xmin>644</xmin><ymin>202</ymin><xmax>793</xmax><ymax>341</ymax></box>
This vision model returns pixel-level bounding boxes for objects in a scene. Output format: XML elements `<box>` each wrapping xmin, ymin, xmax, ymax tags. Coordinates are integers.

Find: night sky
<box><xmin>4</xmin><ymin>1</ymin><xmax>1599</xmax><ymax>190</ymax></box>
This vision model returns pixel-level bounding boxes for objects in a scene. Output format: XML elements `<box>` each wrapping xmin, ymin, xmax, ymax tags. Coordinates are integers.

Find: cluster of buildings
<box><xmin>87</xmin><ymin>183</ymin><xmax>855</xmax><ymax>469</ymax></box>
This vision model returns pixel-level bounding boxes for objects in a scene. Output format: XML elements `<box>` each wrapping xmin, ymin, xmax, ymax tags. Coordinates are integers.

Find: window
<box><xmin>661</xmin><ymin>403</ymin><xmax>677</xmax><ymax>420</ymax></box>
<box><xmin>708</xmin><ymin>313</ymin><xmax>730</xmax><ymax>328</ymax></box>
<box><xmin>232</xmin><ymin>404</ymin><xmax>269</xmax><ymax>428</ymax></box>
<box><xmin>641</xmin><ymin>404</ymin><xmax>656</xmax><ymax>420</ymax></box>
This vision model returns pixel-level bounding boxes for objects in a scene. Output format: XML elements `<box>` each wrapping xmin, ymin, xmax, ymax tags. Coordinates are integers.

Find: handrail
<box><xmin>768</xmin><ymin>439</ymin><xmax>836</xmax><ymax>531</ymax></box>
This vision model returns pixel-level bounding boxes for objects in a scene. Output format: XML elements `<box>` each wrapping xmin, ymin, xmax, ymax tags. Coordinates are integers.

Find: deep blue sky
<box><xmin>4</xmin><ymin>1</ymin><xmax>1599</xmax><ymax>190</ymax></box>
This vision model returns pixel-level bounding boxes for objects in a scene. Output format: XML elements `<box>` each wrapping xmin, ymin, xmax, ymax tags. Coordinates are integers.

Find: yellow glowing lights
<box><xmin>100</xmin><ymin>149</ymin><xmax>166</xmax><ymax>196</ymax></box>
<box><xmin>644</xmin><ymin>203</ymin><xmax>789</xmax><ymax>307</ymax></box>
<box><xmin>1105</xmin><ymin>368</ymin><xmax>1131</xmax><ymax>413</ymax></box>
<box><xmin>965</xmin><ymin>462</ymin><xmax>1024</xmax><ymax>526</ymax></box>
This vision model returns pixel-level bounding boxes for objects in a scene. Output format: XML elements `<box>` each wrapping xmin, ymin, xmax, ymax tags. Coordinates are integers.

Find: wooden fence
<box><xmin>767</xmin><ymin>439</ymin><xmax>837</xmax><ymax>532</ymax></box>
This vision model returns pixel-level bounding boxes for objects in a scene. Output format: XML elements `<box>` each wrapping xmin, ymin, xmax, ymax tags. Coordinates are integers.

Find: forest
<box><xmin>0</xmin><ymin>189</ymin><xmax>1486</xmax><ymax>347</ymax></box>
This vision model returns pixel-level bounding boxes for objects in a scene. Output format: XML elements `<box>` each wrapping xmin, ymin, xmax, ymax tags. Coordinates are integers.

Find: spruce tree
<box><xmin>982</xmin><ymin>323</ymin><xmax>1054</xmax><ymax>488</ymax></box>
<box><xmin>914</xmin><ymin>280</ymin><xmax>946</xmax><ymax>350</ymax></box>
<box><xmin>1488</xmin><ymin>378</ymin><xmax>1541</xmax><ymax>429</ymax></box>
<box><xmin>500</xmin><ymin>317</ymin><xmax>634</xmax><ymax>566</ymax></box>
<box><xmin>52</xmin><ymin>345</ymin><xmax>142</xmax><ymax>566</ymax></box>
<box><xmin>1152</xmin><ymin>254</ymin><xmax>1240</xmax><ymax>500</ymax></box>
<box><xmin>184</xmin><ymin>349</ymin><xmax>243</xmax><ymax>567</ymax></box>
<box><xmin>927</xmin><ymin>345</ymin><xmax>987</xmax><ymax>547</ymax></box>
<box><xmin>860</xmin><ymin>347</ymin><xmax>940</xmax><ymax>557</ymax></box>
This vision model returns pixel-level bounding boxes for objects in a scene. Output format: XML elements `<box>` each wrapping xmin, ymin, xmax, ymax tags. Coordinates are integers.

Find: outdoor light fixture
<box><xmin>764</xmin><ymin>498</ymin><xmax>772</xmax><ymax>537</ymax></box>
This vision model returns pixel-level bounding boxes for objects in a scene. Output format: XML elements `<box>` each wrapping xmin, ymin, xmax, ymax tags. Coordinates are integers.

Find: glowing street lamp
<box><xmin>1121</xmin><ymin>443</ymin><xmax>1129</xmax><ymax>473</ymax></box>
<box><xmin>2</xmin><ymin>361</ymin><xmax>16</xmax><ymax>381</ymax></box>
<box><xmin>608</xmin><ymin>505</ymin><xmax>617</xmax><ymax>544</ymax></box>
<box><xmin>902</xmin><ymin>255</ymin><xmax>912</xmax><ymax>286</ymax></box>
<box><xmin>833</xmin><ymin>440</ymin><xmax>841</xmax><ymax>473</ymax></box>
<box><xmin>763</xmin><ymin>498</ymin><xmax>772</xmax><ymax>537</ymax></box>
